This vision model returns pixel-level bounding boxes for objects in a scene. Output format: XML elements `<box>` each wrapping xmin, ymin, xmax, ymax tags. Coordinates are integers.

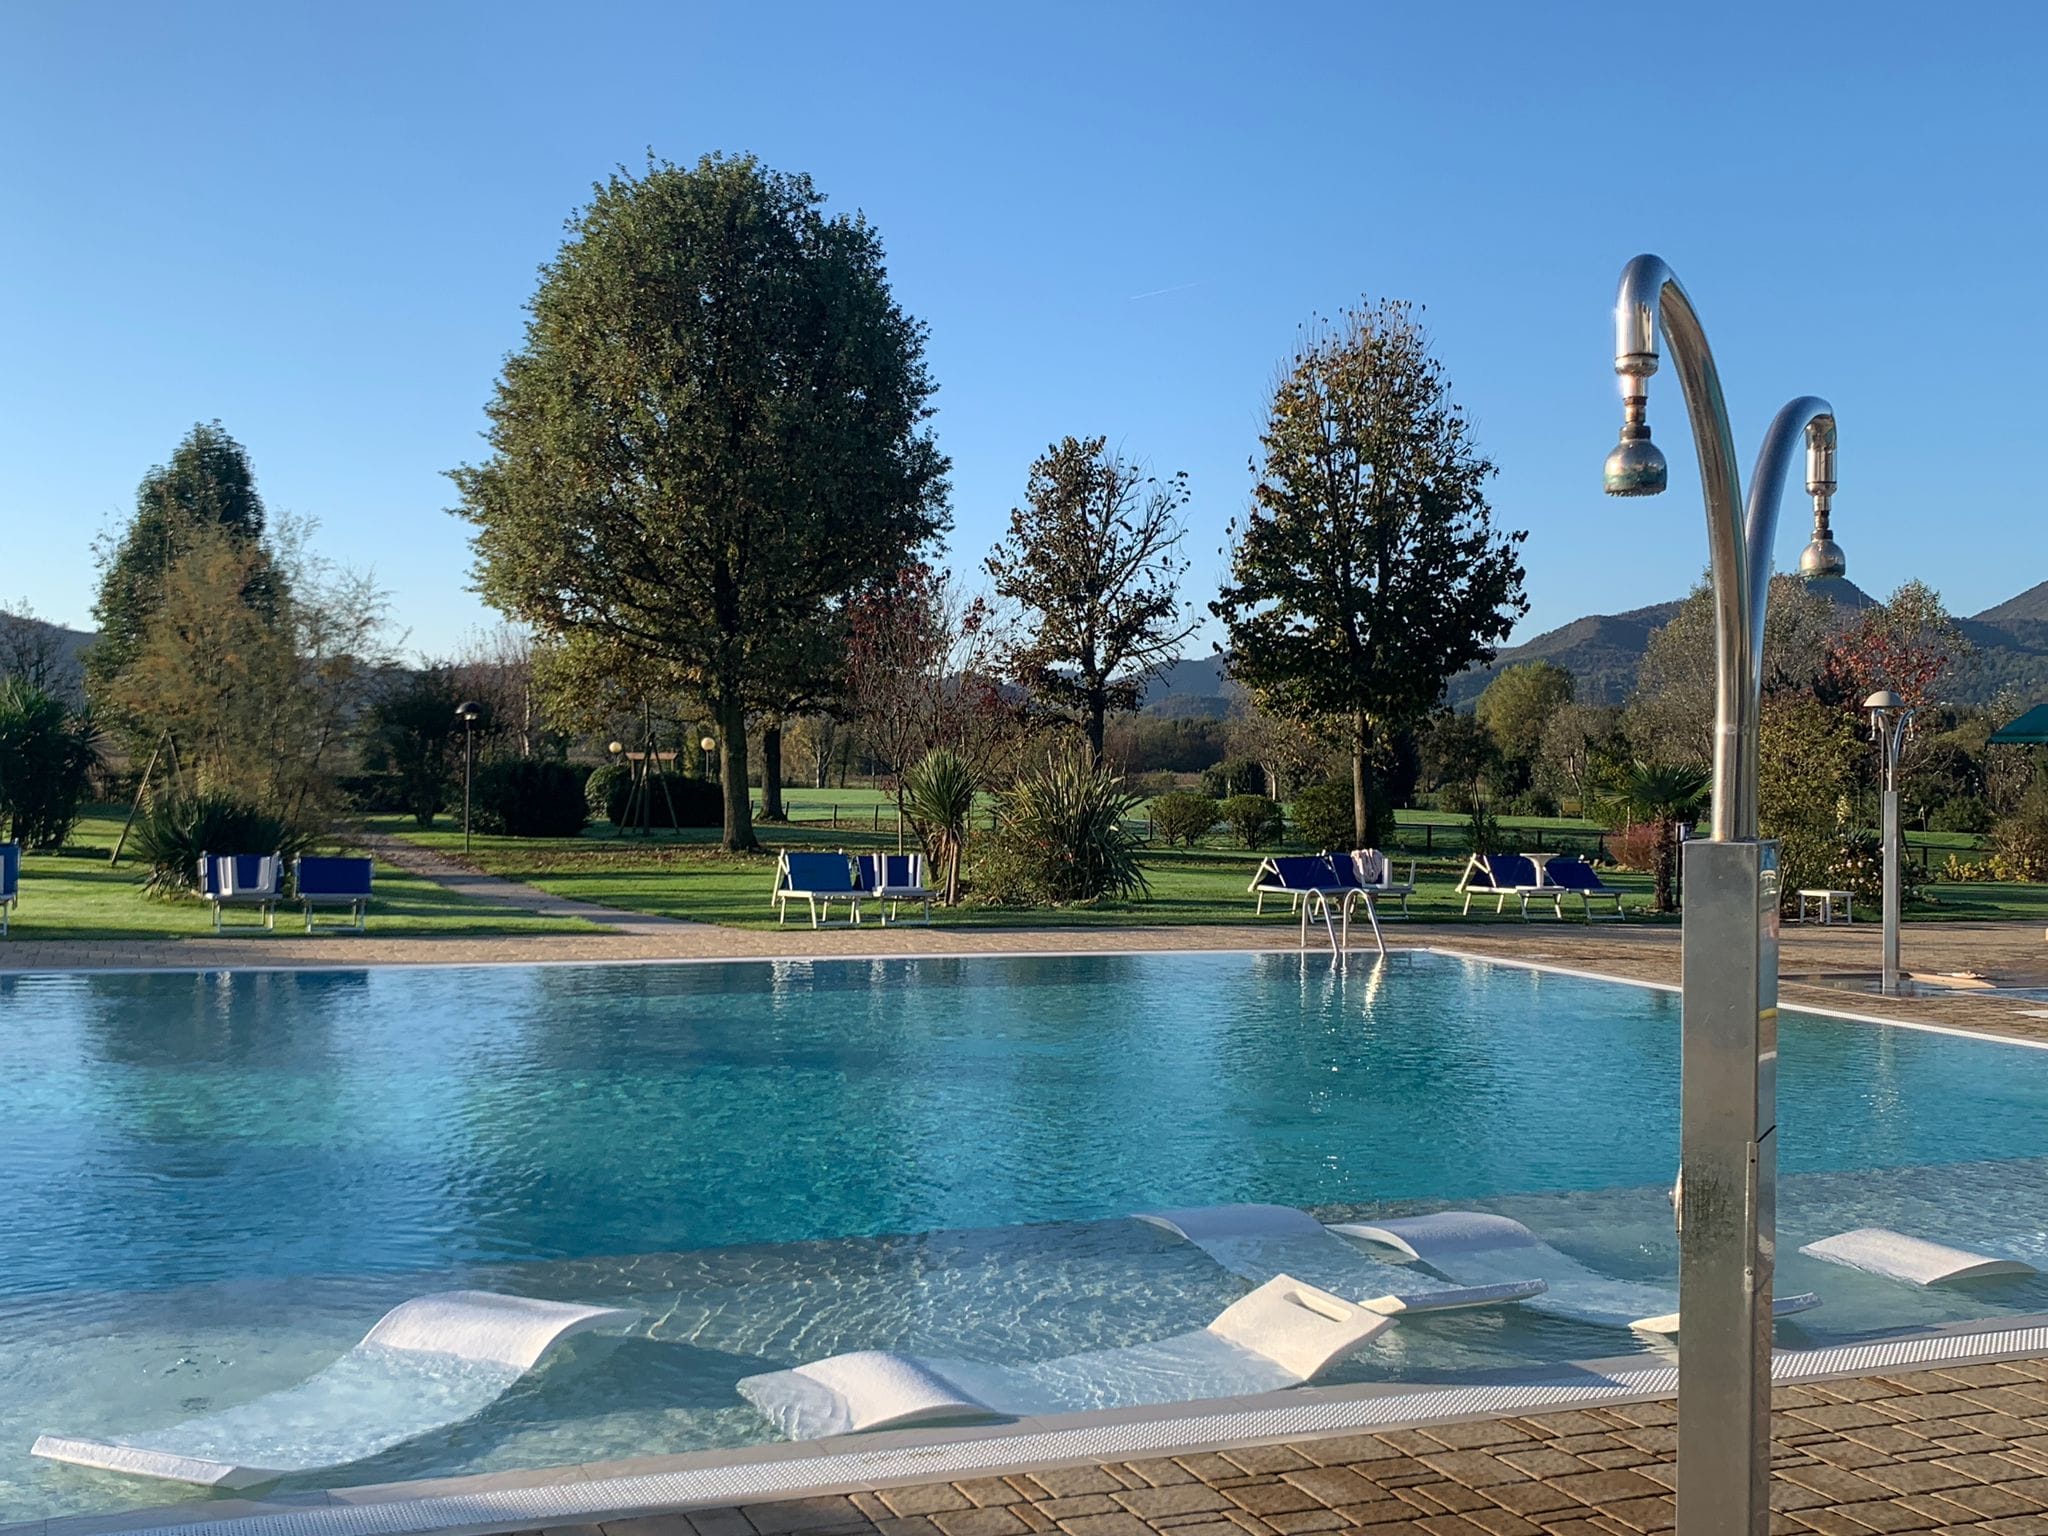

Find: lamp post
<box><xmin>1602</xmin><ymin>255</ymin><xmax>1846</xmax><ymax>1536</ymax></box>
<box><xmin>700</xmin><ymin>734</ymin><xmax>717</xmax><ymax>780</ymax></box>
<box><xmin>455</xmin><ymin>701</ymin><xmax>482</xmax><ymax>854</ymax></box>
<box><xmin>1865</xmin><ymin>690</ymin><xmax>1916</xmax><ymax>992</ymax></box>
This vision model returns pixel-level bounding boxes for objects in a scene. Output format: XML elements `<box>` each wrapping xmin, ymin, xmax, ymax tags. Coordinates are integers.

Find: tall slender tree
<box><xmin>986</xmin><ymin>436</ymin><xmax>1193</xmax><ymax>762</ymax></box>
<box><xmin>452</xmin><ymin>153</ymin><xmax>950</xmax><ymax>851</ymax></box>
<box><xmin>88</xmin><ymin>422</ymin><xmax>280</xmax><ymax>724</ymax></box>
<box><xmin>1213</xmin><ymin>301</ymin><xmax>1527</xmax><ymax>846</ymax></box>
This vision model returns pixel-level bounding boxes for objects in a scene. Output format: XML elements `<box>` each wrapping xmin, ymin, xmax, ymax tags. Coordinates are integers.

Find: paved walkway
<box><xmin>545</xmin><ymin>1358</ymin><xmax>2048</xmax><ymax>1536</ymax></box>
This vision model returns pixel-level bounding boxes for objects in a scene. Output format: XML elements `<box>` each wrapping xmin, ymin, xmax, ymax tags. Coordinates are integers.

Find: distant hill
<box><xmin>0</xmin><ymin>609</ymin><xmax>93</xmax><ymax>699</ymax></box>
<box><xmin>1140</xmin><ymin>655</ymin><xmax>1239</xmax><ymax>718</ymax></box>
<box><xmin>1444</xmin><ymin>576</ymin><xmax>2046</xmax><ymax>711</ymax></box>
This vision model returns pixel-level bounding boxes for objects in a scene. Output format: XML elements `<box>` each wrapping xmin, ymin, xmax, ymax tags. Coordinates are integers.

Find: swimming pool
<box><xmin>4</xmin><ymin>950</ymin><xmax>2047</xmax><ymax>1518</ymax></box>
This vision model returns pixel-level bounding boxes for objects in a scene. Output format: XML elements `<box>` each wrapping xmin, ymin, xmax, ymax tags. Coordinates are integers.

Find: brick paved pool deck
<box><xmin>9</xmin><ymin>861</ymin><xmax>2048</xmax><ymax>1536</ymax></box>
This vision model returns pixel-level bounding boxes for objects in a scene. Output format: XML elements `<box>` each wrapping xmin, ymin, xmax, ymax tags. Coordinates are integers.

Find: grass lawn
<box><xmin>4</xmin><ymin>812</ymin><xmax>601</xmax><ymax>943</ymax></box>
<box><xmin>377</xmin><ymin>799</ymin><xmax>2048</xmax><ymax>932</ymax></box>
<box><xmin>377</xmin><ymin>812</ymin><xmax>1671</xmax><ymax>930</ymax></box>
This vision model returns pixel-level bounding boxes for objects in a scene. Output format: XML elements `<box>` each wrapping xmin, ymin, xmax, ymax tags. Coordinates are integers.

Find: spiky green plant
<box><xmin>985</xmin><ymin>744</ymin><xmax>1148</xmax><ymax>904</ymax></box>
<box><xmin>901</xmin><ymin>748</ymin><xmax>978</xmax><ymax>904</ymax></box>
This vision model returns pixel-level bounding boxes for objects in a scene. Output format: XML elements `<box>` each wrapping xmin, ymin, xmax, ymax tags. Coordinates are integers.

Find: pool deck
<box><xmin>9</xmin><ymin>869</ymin><xmax>2048</xmax><ymax>1536</ymax></box>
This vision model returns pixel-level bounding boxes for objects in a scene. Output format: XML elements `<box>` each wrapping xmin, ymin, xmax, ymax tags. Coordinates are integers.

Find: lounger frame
<box><xmin>295</xmin><ymin>855</ymin><xmax>374</xmax><ymax>933</ymax></box>
<box><xmin>199</xmin><ymin>853</ymin><xmax>282</xmax><ymax>934</ymax></box>
<box><xmin>0</xmin><ymin>841</ymin><xmax>18</xmax><ymax>937</ymax></box>
<box><xmin>857</xmin><ymin>852</ymin><xmax>936</xmax><ymax>925</ymax></box>
<box><xmin>1455</xmin><ymin>853</ymin><xmax>1548</xmax><ymax>917</ymax></box>
<box><xmin>771</xmin><ymin>851</ymin><xmax>865</xmax><ymax>928</ymax></box>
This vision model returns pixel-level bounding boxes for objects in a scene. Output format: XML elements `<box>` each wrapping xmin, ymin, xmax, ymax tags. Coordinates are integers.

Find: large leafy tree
<box><xmin>1475</xmin><ymin>660</ymin><xmax>1575</xmax><ymax>767</ymax></box>
<box><xmin>88</xmin><ymin>422</ymin><xmax>281</xmax><ymax>726</ymax></box>
<box><xmin>452</xmin><ymin>154</ymin><xmax>950</xmax><ymax>851</ymax></box>
<box><xmin>1213</xmin><ymin>300</ymin><xmax>1527</xmax><ymax>846</ymax></box>
<box><xmin>986</xmin><ymin>435</ymin><xmax>1193</xmax><ymax>762</ymax></box>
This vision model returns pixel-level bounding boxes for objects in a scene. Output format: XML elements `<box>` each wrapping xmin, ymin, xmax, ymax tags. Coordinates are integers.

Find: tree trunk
<box><xmin>760</xmin><ymin>723</ymin><xmax>786</xmax><ymax>820</ymax></box>
<box><xmin>1085</xmin><ymin>694</ymin><xmax>1107</xmax><ymax>765</ymax></box>
<box><xmin>1351</xmin><ymin>710</ymin><xmax>1374</xmax><ymax>849</ymax></box>
<box><xmin>1654</xmin><ymin>819</ymin><xmax>1677</xmax><ymax>912</ymax></box>
<box><xmin>717</xmin><ymin>697</ymin><xmax>758</xmax><ymax>852</ymax></box>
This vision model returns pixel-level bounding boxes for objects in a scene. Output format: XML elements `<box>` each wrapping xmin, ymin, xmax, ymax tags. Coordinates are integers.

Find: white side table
<box><xmin>1796</xmin><ymin>888</ymin><xmax>1854</xmax><ymax>925</ymax></box>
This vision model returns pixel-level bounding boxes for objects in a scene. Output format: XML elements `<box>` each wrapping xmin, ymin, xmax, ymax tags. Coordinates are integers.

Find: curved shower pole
<box><xmin>1602</xmin><ymin>253</ymin><xmax>1845</xmax><ymax>1536</ymax></box>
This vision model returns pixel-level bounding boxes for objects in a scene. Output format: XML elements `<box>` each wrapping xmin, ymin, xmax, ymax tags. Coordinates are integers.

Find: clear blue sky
<box><xmin>4</xmin><ymin>1</ymin><xmax>2043</xmax><ymax>660</ymax></box>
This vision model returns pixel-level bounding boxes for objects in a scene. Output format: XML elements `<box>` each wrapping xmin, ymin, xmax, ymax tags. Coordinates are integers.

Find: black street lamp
<box><xmin>456</xmin><ymin>701</ymin><xmax>482</xmax><ymax>853</ymax></box>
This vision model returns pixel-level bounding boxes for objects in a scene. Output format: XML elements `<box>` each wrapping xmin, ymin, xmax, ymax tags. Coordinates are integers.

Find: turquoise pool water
<box><xmin>5</xmin><ymin>950</ymin><xmax>2048</xmax><ymax>1518</ymax></box>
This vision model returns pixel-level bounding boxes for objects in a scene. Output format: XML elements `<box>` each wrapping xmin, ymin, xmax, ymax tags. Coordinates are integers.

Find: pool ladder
<box><xmin>1296</xmin><ymin>889</ymin><xmax>1388</xmax><ymax>963</ymax></box>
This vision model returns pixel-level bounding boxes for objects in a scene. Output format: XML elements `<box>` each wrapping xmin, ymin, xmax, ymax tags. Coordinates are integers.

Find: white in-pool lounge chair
<box><xmin>1136</xmin><ymin>1204</ymin><xmax>1544</xmax><ymax>1315</ymax></box>
<box><xmin>737</xmin><ymin>1274</ymin><xmax>1387</xmax><ymax>1440</ymax></box>
<box><xmin>1330</xmin><ymin>1211</ymin><xmax>1820</xmax><ymax>1335</ymax></box>
<box><xmin>1800</xmin><ymin>1228</ymin><xmax>2037</xmax><ymax>1286</ymax></box>
<box><xmin>32</xmin><ymin>1290</ymin><xmax>637</xmax><ymax>1489</ymax></box>
<box><xmin>771</xmin><ymin>850</ymin><xmax>864</xmax><ymax>927</ymax></box>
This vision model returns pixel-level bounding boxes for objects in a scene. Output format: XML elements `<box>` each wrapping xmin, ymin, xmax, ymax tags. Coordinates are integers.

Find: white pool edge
<box><xmin>16</xmin><ymin>1314</ymin><xmax>2048</xmax><ymax>1536</ymax></box>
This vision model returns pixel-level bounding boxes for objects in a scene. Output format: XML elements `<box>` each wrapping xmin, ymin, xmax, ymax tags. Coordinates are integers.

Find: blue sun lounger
<box><xmin>0</xmin><ymin>841</ymin><xmax>19</xmax><ymax>937</ymax></box>
<box><xmin>856</xmin><ymin>852</ymin><xmax>936</xmax><ymax>925</ymax></box>
<box><xmin>1530</xmin><ymin>855</ymin><xmax>1625</xmax><ymax>921</ymax></box>
<box><xmin>295</xmin><ymin>856</ymin><xmax>374</xmax><ymax>933</ymax></box>
<box><xmin>1456</xmin><ymin>853</ymin><xmax>1546</xmax><ymax>917</ymax></box>
<box><xmin>198</xmin><ymin>853</ymin><xmax>283</xmax><ymax>933</ymax></box>
<box><xmin>772</xmin><ymin>850</ymin><xmax>864</xmax><ymax>927</ymax></box>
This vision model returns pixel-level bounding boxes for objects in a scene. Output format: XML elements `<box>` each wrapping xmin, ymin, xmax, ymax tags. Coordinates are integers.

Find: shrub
<box><xmin>1607</xmin><ymin>822</ymin><xmax>1662</xmax><ymax>874</ymax></box>
<box><xmin>1149</xmin><ymin>790</ymin><xmax>1221</xmax><ymax>848</ymax></box>
<box><xmin>1466</xmin><ymin>801</ymin><xmax>1505</xmax><ymax>857</ymax></box>
<box><xmin>336</xmin><ymin>772</ymin><xmax>414</xmax><ymax>814</ymax></box>
<box><xmin>1990</xmin><ymin>792</ymin><xmax>2048</xmax><ymax>882</ymax></box>
<box><xmin>1928</xmin><ymin>795</ymin><xmax>1992</xmax><ymax>835</ymax></box>
<box><xmin>1506</xmin><ymin>788</ymin><xmax>1559</xmax><ymax>818</ymax></box>
<box><xmin>1219</xmin><ymin>793</ymin><xmax>1284</xmax><ymax>848</ymax></box>
<box><xmin>0</xmin><ymin>679</ymin><xmax>99</xmax><ymax>851</ymax></box>
<box><xmin>128</xmin><ymin>794</ymin><xmax>315</xmax><ymax>897</ymax></box>
<box><xmin>1200</xmin><ymin>758</ymin><xmax>1265</xmax><ymax>799</ymax></box>
<box><xmin>975</xmin><ymin>747</ymin><xmax>1148</xmax><ymax>905</ymax></box>
<box><xmin>589</xmin><ymin>764</ymin><xmax>722</xmax><ymax>829</ymax></box>
<box><xmin>1289</xmin><ymin>781</ymin><xmax>1355</xmax><ymax>852</ymax></box>
<box><xmin>473</xmin><ymin>759</ymin><xmax>589</xmax><ymax>838</ymax></box>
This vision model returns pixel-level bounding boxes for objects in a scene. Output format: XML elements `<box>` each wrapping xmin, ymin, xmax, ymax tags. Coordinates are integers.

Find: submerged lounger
<box><xmin>1801</xmin><ymin>1227</ymin><xmax>2038</xmax><ymax>1286</ymax></box>
<box><xmin>1331</xmin><ymin>1211</ymin><xmax>1821</xmax><ymax>1335</ymax></box>
<box><xmin>1136</xmin><ymin>1204</ymin><xmax>1544</xmax><ymax>1314</ymax></box>
<box><xmin>737</xmin><ymin>1274</ymin><xmax>1389</xmax><ymax>1440</ymax></box>
<box><xmin>33</xmin><ymin>1290</ymin><xmax>637</xmax><ymax>1489</ymax></box>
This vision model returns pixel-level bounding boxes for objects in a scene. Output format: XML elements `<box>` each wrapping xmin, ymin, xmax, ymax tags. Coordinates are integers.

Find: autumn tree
<box><xmin>88</xmin><ymin>422</ymin><xmax>282</xmax><ymax>733</ymax></box>
<box><xmin>1213</xmin><ymin>300</ymin><xmax>1527</xmax><ymax>846</ymax></box>
<box><xmin>1625</xmin><ymin>572</ymin><xmax>1840</xmax><ymax>765</ymax></box>
<box><xmin>986</xmin><ymin>436</ymin><xmax>1193</xmax><ymax>761</ymax></box>
<box><xmin>452</xmin><ymin>154</ymin><xmax>949</xmax><ymax>851</ymax></box>
<box><xmin>1476</xmin><ymin>661</ymin><xmax>1575</xmax><ymax>766</ymax></box>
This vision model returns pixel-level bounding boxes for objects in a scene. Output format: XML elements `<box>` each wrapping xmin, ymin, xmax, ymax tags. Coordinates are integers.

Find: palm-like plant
<box><xmin>1601</xmin><ymin>759</ymin><xmax>1711</xmax><ymax>912</ymax></box>
<box><xmin>901</xmin><ymin>748</ymin><xmax>978</xmax><ymax>905</ymax></box>
<box><xmin>994</xmin><ymin>744</ymin><xmax>1149</xmax><ymax>903</ymax></box>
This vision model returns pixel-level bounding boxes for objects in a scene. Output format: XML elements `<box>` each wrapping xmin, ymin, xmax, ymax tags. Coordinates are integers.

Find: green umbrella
<box><xmin>1988</xmin><ymin>703</ymin><xmax>2048</xmax><ymax>744</ymax></box>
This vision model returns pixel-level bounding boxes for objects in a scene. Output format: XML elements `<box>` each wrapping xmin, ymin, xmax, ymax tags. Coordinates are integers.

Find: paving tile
<box><xmin>1815</xmin><ymin>1442</ymin><xmax>1918</xmax><ymax>1472</ymax></box>
<box><xmin>1413</xmin><ymin>1517</ymin><xmax>1497</xmax><ymax>1536</ymax></box>
<box><xmin>929</xmin><ymin>1511</ymin><xmax>1029</xmax><ymax>1536</ymax></box>
<box><xmin>1932</xmin><ymin>1486</ymin><xmax>2046</xmax><ymax>1520</ymax></box>
<box><xmin>1330</xmin><ymin>1500</ymin><xmax>1433</xmax><ymax>1527</ymax></box>
<box><xmin>1489</xmin><ymin>1482</ymin><xmax>1587</xmax><ymax>1517</ymax></box>
<box><xmin>1221</xmin><ymin>1446</ymin><xmax>1316</xmax><ymax>1476</ymax></box>
<box><xmin>1973</xmin><ymin>1520</ymin><xmax>2048</xmax><ymax>1536</ymax></box>
<box><xmin>1500</xmin><ymin>1450</ymin><xmax>1597</xmax><ymax>1481</ymax></box>
<box><xmin>1935</xmin><ymin>1457</ymin><xmax>2040</xmax><ymax>1485</ymax></box>
<box><xmin>1829</xmin><ymin>1501</ymin><xmax>1942</xmax><ymax>1533</ymax></box>
<box><xmin>689</xmin><ymin>1514</ymin><xmax>756</xmax><ymax>1536</ymax></box>
<box><xmin>1114</xmin><ymin>1487</ymin><xmax>1234</xmax><ymax>1521</ymax></box>
<box><xmin>1589</xmin><ymin>1497</ymin><xmax>1673</xmax><ymax>1533</ymax></box>
<box><xmin>1799</xmin><ymin>1406</ymin><xmax>1913</xmax><ymax>1433</ymax></box>
<box><xmin>1124</xmin><ymin>1461</ymin><xmax>1201</xmax><ymax>1489</ymax></box>
<box><xmin>1778</xmin><ymin>1465</ymin><xmax>1898</xmax><ymax>1503</ymax></box>
<box><xmin>873</xmin><ymin>1519</ymin><xmax>943</xmax><ymax>1536</ymax></box>
<box><xmin>1174</xmin><ymin>1455</ymin><xmax>1251</xmax><ymax>1485</ymax></box>
<box><xmin>1030</xmin><ymin>1470</ymin><xmax>1128</xmax><ymax>1500</ymax></box>
<box><xmin>1545</xmin><ymin>1471</ymin><xmax>1671</xmax><ymax>1506</ymax></box>
<box><xmin>1031</xmin><ymin>1499</ymin><xmax>1122</xmax><ymax>1522</ymax></box>
<box><xmin>882</xmin><ymin>1488</ymin><xmax>976</xmax><ymax>1518</ymax></box>
<box><xmin>1298</xmin><ymin>1433</ymin><xmax>1409</xmax><ymax>1465</ymax></box>
<box><xmin>1457</xmin><ymin>1510</ymin><xmax>1543</xmax><ymax>1536</ymax></box>
<box><xmin>1257</xmin><ymin>1512</ymin><xmax>1351</xmax><ymax>1535</ymax></box>
<box><xmin>1417</xmin><ymin>1451</ymin><xmax>1525</xmax><ymax>1488</ymax></box>
<box><xmin>1226</xmin><ymin>1483</ymin><xmax>1326</xmax><ymax>1517</ymax></box>
<box><xmin>1050</xmin><ymin>1517</ymin><xmax>1155</xmax><ymax>1536</ymax></box>
<box><xmin>1864</xmin><ymin>1464</ymin><xmax>1992</xmax><ymax>1497</ymax></box>
<box><xmin>955</xmin><ymin>1480</ymin><xmax>1029</xmax><ymax>1509</ymax></box>
<box><xmin>1421</xmin><ymin>1421</ymin><xmax>1540</xmax><ymax>1451</ymax></box>
<box><xmin>1278</xmin><ymin>1465</ymin><xmax>1386</xmax><ymax>1507</ymax></box>
<box><xmin>1399</xmin><ymin>1483</ymin><xmax>1493</xmax><ymax>1515</ymax></box>
<box><xmin>744</xmin><ymin>1498</ymin><xmax>867</xmax><ymax>1534</ymax></box>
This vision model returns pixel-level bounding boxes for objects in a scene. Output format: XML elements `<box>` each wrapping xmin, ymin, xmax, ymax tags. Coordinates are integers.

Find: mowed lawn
<box><xmin>4</xmin><ymin>812</ymin><xmax>601</xmax><ymax>943</ymax></box>
<box><xmin>375</xmin><ymin>792</ymin><xmax>2048</xmax><ymax>931</ymax></box>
